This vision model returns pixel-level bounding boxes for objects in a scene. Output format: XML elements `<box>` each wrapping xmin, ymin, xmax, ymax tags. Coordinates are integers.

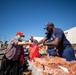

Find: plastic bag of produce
<box><xmin>29</xmin><ymin>44</ymin><xmax>39</xmax><ymax>61</ymax></box>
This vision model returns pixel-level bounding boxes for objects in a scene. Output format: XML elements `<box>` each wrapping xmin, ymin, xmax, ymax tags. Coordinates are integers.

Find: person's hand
<box><xmin>39</xmin><ymin>43</ymin><xmax>44</xmax><ymax>48</ymax></box>
<box><xmin>43</xmin><ymin>42</ymin><xmax>46</xmax><ymax>46</ymax></box>
<box><xmin>52</xmin><ymin>50</ymin><xmax>58</xmax><ymax>56</ymax></box>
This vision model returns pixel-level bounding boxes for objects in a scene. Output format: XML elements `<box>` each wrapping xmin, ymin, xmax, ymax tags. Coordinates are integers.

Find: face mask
<box><xmin>30</xmin><ymin>39</ymin><xmax>33</xmax><ymax>42</ymax></box>
<box><xmin>17</xmin><ymin>35</ymin><xmax>23</xmax><ymax>41</ymax></box>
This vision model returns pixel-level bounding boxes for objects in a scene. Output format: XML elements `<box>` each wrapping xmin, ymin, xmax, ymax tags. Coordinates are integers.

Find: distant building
<box><xmin>64</xmin><ymin>27</ymin><xmax>76</xmax><ymax>50</ymax></box>
<box><xmin>34</xmin><ymin>36</ymin><xmax>44</xmax><ymax>42</ymax></box>
<box><xmin>64</xmin><ymin>27</ymin><xmax>76</xmax><ymax>44</ymax></box>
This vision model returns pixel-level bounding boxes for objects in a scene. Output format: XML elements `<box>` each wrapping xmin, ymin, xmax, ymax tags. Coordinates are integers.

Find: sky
<box><xmin>0</xmin><ymin>0</ymin><xmax>76</xmax><ymax>42</ymax></box>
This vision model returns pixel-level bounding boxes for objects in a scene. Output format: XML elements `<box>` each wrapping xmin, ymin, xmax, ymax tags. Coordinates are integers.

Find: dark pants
<box><xmin>0</xmin><ymin>55</ymin><xmax>21</xmax><ymax>75</ymax></box>
<box><xmin>47</xmin><ymin>49</ymin><xmax>55</xmax><ymax>56</ymax></box>
<box><xmin>58</xmin><ymin>46</ymin><xmax>75</xmax><ymax>61</ymax></box>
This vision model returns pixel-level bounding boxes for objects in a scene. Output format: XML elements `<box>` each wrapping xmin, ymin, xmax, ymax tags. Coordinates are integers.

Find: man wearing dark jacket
<box><xmin>38</xmin><ymin>22</ymin><xmax>75</xmax><ymax>61</ymax></box>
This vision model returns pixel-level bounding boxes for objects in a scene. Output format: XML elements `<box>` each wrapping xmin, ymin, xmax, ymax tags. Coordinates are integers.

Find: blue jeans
<box><xmin>47</xmin><ymin>49</ymin><xmax>54</xmax><ymax>56</ymax></box>
<box><xmin>58</xmin><ymin>46</ymin><xmax>75</xmax><ymax>61</ymax></box>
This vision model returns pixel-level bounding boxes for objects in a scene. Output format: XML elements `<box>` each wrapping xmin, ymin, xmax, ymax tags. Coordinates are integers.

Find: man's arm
<box><xmin>38</xmin><ymin>37</ymin><xmax>48</xmax><ymax>45</ymax></box>
<box><xmin>18</xmin><ymin>41</ymin><xmax>33</xmax><ymax>45</ymax></box>
<box><xmin>43</xmin><ymin>38</ymin><xmax>61</xmax><ymax>46</ymax></box>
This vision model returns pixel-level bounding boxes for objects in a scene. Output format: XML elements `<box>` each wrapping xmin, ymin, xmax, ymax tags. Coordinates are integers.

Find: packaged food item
<box><xmin>32</xmin><ymin>56</ymin><xmax>76</xmax><ymax>75</ymax></box>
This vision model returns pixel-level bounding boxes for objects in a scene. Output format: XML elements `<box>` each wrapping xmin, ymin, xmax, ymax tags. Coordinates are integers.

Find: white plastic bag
<box><xmin>27</xmin><ymin>60</ymin><xmax>33</xmax><ymax>70</ymax></box>
<box><xmin>32</xmin><ymin>68</ymin><xmax>42</xmax><ymax>75</ymax></box>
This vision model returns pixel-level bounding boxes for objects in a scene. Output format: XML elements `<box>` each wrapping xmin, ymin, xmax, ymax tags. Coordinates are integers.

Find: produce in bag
<box><xmin>29</xmin><ymin>43</ymin><xmax>39</xmax><ymax>61</ymax></box>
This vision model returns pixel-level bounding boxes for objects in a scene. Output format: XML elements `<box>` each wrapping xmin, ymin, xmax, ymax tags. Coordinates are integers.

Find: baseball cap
<box><xmin>16</xmin><ymin>32</ymin><xmax>25</xmax><ymax>37</ymax></box>
<box><xmin>44</xmin><ymin>22</ymin><xmax>54</xmax><ymax>29</ymax></box>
